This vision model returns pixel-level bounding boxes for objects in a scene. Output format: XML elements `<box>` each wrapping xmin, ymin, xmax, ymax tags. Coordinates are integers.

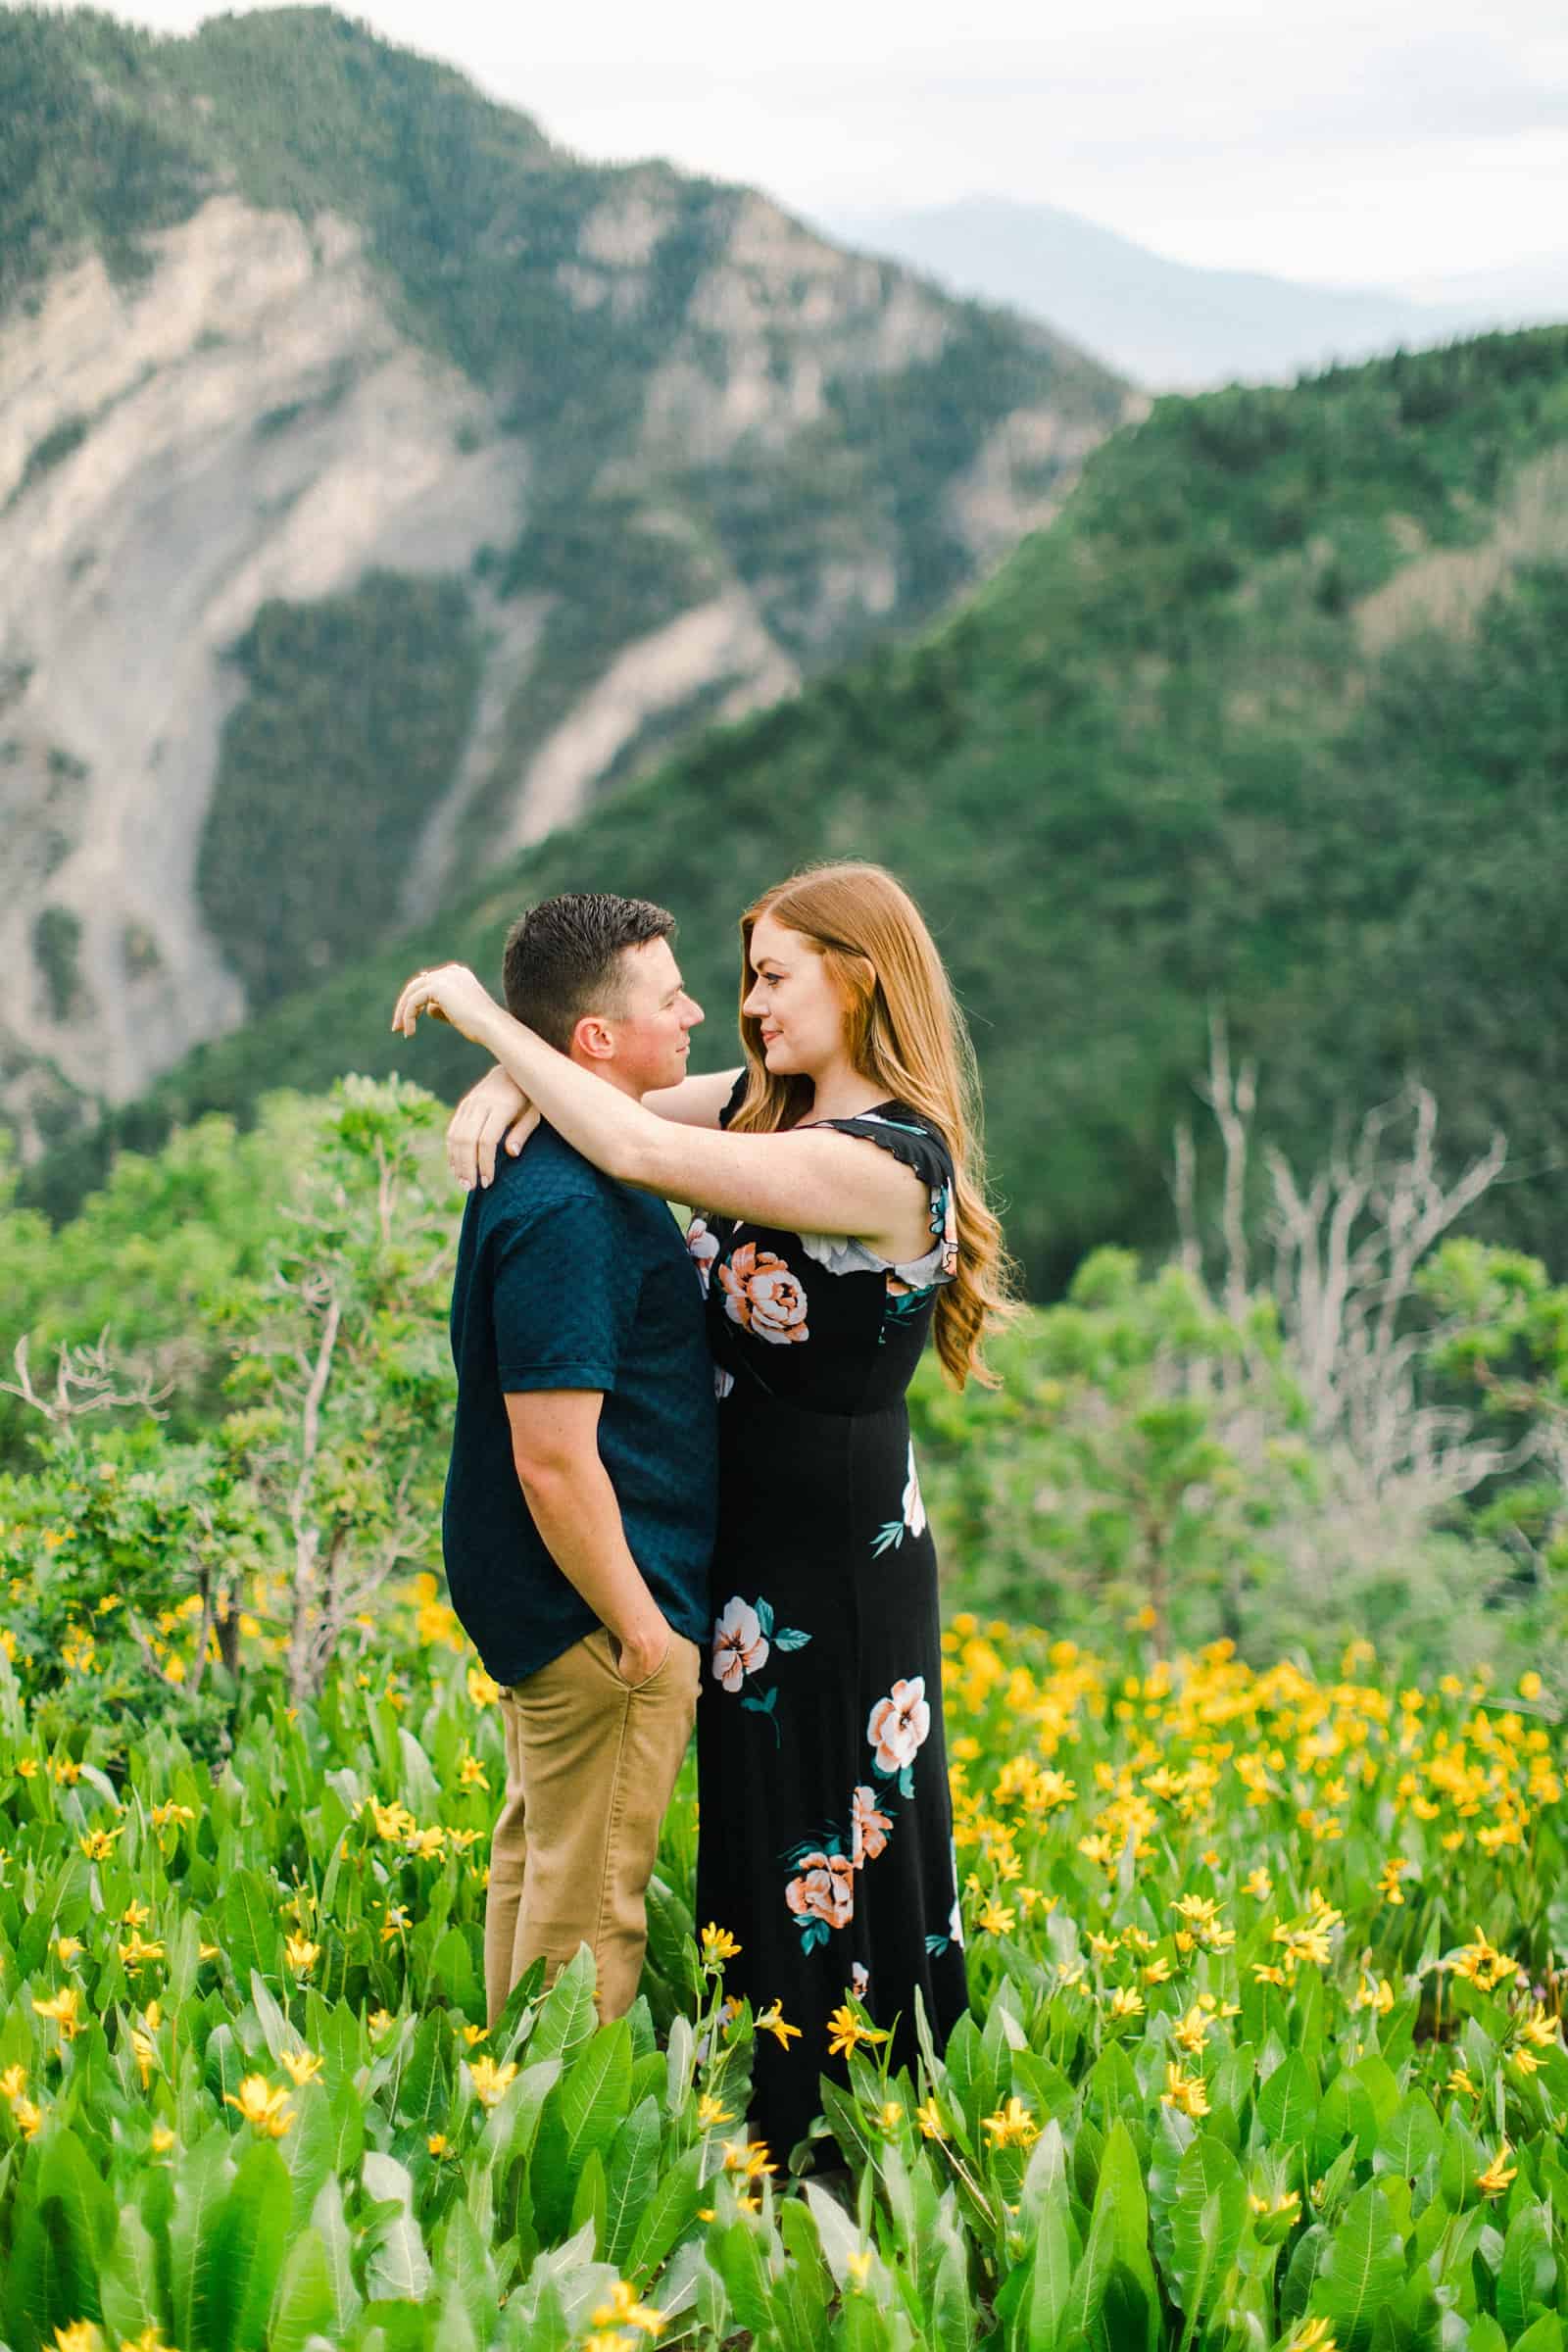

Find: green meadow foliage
<box><xmin>0</xmin><ymin>1604</ymin><xmax>1565</xmax><ymax>2349</ymax></box>
<box><xmin>4</xmin><ymin>1082</ymin><xmax>1567</xmax><ymax>2344</ymax></box>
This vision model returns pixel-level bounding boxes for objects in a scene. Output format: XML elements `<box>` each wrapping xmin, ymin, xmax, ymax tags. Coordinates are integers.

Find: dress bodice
<box><xmin>685</xmin><ymin>1097</ymin><xmax>958</xmax><ymax>1418</ymax></box>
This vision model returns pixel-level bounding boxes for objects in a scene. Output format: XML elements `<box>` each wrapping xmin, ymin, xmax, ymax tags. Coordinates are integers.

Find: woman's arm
<box><xmin>398</xmin><ymin>967</ymin><xmax>927</xmax><ymax>1252</ymax></box>
<box><xmin>445</xmin><ymin>1061</ymin><xmax>744</xmax><ymax>1189</ymax></box>
<box><xmin>642</xmin><ymin>1067</ymin><xmax>745</xmax><ymax>1129</ymax></box>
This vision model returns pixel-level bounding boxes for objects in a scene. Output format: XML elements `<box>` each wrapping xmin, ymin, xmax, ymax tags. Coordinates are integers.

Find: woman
<box><xmin>393</xmin><ymin>862</ymin><xmax>1013</xmax><ymax>2166</ymax></box>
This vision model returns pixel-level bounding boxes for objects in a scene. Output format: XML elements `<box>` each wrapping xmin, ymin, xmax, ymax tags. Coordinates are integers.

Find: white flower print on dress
<box><xmin>852</xmin><ymin>1960</ymin><xmax>869</xmax><ymax>1997</ymax></box>
<box><xmin>872</xmin><ymin>1440</ymin><xmax>927</xmax><ymax>1556</ymax></box>
<box><xmin>686</xmin><ymin>1217</ymin><xmax>720</xmax><ymax>1297</ymax></box>
<box><xmin>866</xmin><ymin>1677</ymin><xmax>931</xmax><ymax>1775</ymax></box>
<box><xmin>712</xmin><ymin>1596</ymin><xmax>769</xmax><ymax>1691</ymax></box>
<box><xmin>903</xmin><ymin>1444</ymin><xmax>926</xmax><ymax>1539</ymax></box>
<box><xmin>713</xmin><ymin>1365</ymin><xmax>734</xmax><ymax>1400</ymax></box>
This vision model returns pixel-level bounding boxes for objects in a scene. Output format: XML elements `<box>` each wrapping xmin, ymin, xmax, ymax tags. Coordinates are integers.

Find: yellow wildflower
<box><xmin>916</xmin><ymin>2098</ymin><xmax>947</xmax><ymax>2139</ymax></box>
<box><xmin>223</xmin><ymin>2076</ymin><xmax>295</xmax><ymax>2138</ymax></box>
<box><xmin>754</xmin><ymin>2001</ymin><xmax>803</xmax><ymax>2048</ymax></box>
<box><xmin>466</xmin><ymin>2056</ymin><xmax>517</xmax><ymax>2108</ymax></box>
<box><xmin>12</xmin><ymin>2097</ymin><xmax>42</xmax><ymax>2138</ymax></box>
<box><xmin>279</xmin><ymin>2048</ymin><xmax>323</xmax><ymax>2086</ymax></box>
<box><xmin>1106</xmin><ymin>1984</ymin><xmax>1145</xmax><ymax>2021</ymax></box>
<box><xmin>589</xmin><ymin>2280</ymin><xmax>666</xmax><ymax>2338</ymax></box>
<box><xmin>1162</xmin><ymin>2063</ymin><xmax>1209</xmax><ymax>2118</ymax></box>
<box><xmin>283</xmin><ymin>1934</ymin><xmax>319</xmax><ymax>1974</ymax></box>
<box><xmin>32</xmin><ymin>1986</ymin><xmax>80</xmax><ymax>2039</ymax></box>
<box><xmin>150</xmin><ymin>2123</ymin><xmax>175</xmax><ymax>2154</ymax></box>
<box><xmin>981</xmin><ymin>2096</ymin><xmax>1040</xmax><ymax>2149</ymax></box>
<box><xmin>721</xmin><ymin>2136</ymin><xmax>776</xmax><ymax>2179</ymax></box>
<box><xmin>700</xmin><ymin>1923</ymin><xmax>741</xmax><ymax>1964</ymax></box>
<box><xmin>696</xmin><ymin>2093</ymin><xmax>733</xmax><ymax>2130</ymax></box>
<box><xmin>826</xmin><ymin>2004</ymin><xmax>891</xmax><ymax>2058</ymax></box>
<box><xmin>1475</xmin><ymin>2143</ymin><xmax>1517</xmax><ymax>2198</ymax></box>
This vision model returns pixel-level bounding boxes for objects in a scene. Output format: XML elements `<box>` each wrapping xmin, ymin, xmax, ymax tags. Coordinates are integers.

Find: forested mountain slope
<box><xmin>0</xmin><ymin>5</ymin><xmax>1125</xmax><ymax>1153</ymax></box>
<box><xmin>67</xmin><ymin>325</ymin><xmax>1568</xmax><ymax>1294</ymax></box>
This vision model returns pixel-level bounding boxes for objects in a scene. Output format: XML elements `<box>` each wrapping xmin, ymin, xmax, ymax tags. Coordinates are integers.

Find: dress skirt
<box><xmin>694</xmin><ymin>1382</ymin><xmax>969</xmax><ymax>2164</ymax></box>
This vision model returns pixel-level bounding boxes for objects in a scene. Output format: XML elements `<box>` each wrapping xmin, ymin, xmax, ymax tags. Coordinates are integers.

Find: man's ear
<box><xmin>572</xmin><ymin>1012</ymin><xmax>617</xmax><ymax>1064</ymax></box>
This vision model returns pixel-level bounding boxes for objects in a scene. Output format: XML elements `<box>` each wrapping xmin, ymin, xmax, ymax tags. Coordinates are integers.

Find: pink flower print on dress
<box><xmin>686</xmin><ymin>1216</ymin><xmax>720</xmax><ymax>1297</ymax></box>
<box><xmin>712</xmin><ymin>1596</ymin><xmax>769</xmax><ymax>1691</ymax></box>
<box><xmin>717</xmin><ymin>1243</ymin><xmax>809</xmax><ymax>1345</ymax></box>
<box><xmin>866</xmin><ymin>1677</ymin><xmax>931</xmax><ymax>1775</ymax></box>
<box><xmin>851</xmin><ymin>1785</ymin><xmax>893</xmax><ymax>1868</ymax></box>
<box><xmin>852</xmin><ymin>1960</ymin><xmax>869</xmax><ymax>1997</ymax></box>
<box><xmin>785</xmin><ymin>1851</ymin><xmax>856</xmax><ymax>1932</ymax></box>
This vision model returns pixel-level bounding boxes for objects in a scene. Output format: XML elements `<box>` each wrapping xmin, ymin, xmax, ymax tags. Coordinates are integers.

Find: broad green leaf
<box><xmin>603</xmin><ymin>2096</ymin><xmax>663</xmax><ymax>2268</ymax></box>
<box><xmin>97</xmin><ymin>2205</ymin><xmax>163</xmax><ymax>2343</ymax></box>
<box><xmin>201</xmin><ymin>2136</ymin><xmax>292</xmax><ymax>2352</ymax></box>
<box><xmin>1168</xmin><ymin>2133</ymin><xmax>1246</xmax><ymax>2320</ymax></box>
<box><xmin>361</xmin><ymin>2150</ymin><xmax>434</xmax><ymax>2303</ymax></box>
<box><xmin>434</xmin><ymin>2197</ymin><xmax>497</xmax><ymax>2345</ymax></box>
<box><xmin>1497</xmin><ymin>2203</ymin><xmax>1555</xmax><ymax>2338</ymax></box>
<box><xmin>1310</xmin><ymin>2180</ymin><xmax>1405</xmax><ymax>2351</ymax></box>
<box><xmin>569</xmin><ymin>2146</ymin><xmax>608</xmax><ymax>2254</ymax></box>
<box><xmin>1514</xmin><ymin>2318</ymin><xmax>1565</xmax><ymax>2352</ymax></box>
<box><xmin>170</xmin><ymin>2124</ymin><xmax>236</xmax><ymax>2352</ymax></box>
<box><xmin>559</xmin><ymin>2019</ymin><xmax>633</xmax><ymax>2170</ymax></box>
<box><xmin>308</xmin><ymin>2173</ymin><xmax>362</xmax><ymax>2336</ymax></box>
<box><xmin>1375</xmin><ymin>2091</ymin><xmax>1443</xmax><ymax>2184</ymax></box>
<box><xmin>1096</xmin><ymin>2118</ymin><xmax>1160</xmax><ymax>2350</ymax></box>
<box><xmin>223</xmin><ymin>1871</ymin><xmax>279</xmax><ymax>1981</ymax></box>
<box><xmin>1025</xmin><ymin>2174</ymin><xmax>1075</xmax><ymax>2351</ymax></box>
<box><xmin>268</xmin><ymin>2227</ymin><xmax>336</xmax><ymax>2352</ymax></box>
<box><xmin>529</xmin><ymin>1947</ymin><xmax>599</xmax><ymax>2066</ymax></box>
<box><xmin>626</xmin><ymin>2146</ymin><xmax>706</xmax><ymax>2283</ymax></box>
<box><xmin>1257</xmin><ymin>2050</ymin><xmax>1318</xmax><ymax>2151</ymax></box>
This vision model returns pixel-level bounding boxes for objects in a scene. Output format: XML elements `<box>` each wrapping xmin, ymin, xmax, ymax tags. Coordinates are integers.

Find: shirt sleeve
<box><xmin>491</xmin><ymin>1194</ymin><xmax>640</xmax><ymax>1393</ymax></box>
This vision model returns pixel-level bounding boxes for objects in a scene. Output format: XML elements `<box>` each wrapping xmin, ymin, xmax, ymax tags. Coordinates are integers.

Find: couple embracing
<box><xmin>394</xmin><ymin>861</ymin><xmax>1012</xmax><ymax>2173</ymax></box>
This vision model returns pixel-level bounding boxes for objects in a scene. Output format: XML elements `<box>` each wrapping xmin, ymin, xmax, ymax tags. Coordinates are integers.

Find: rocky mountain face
<box><xmin>0</xmin><ymin>8</ymin><xmax>1129</xmax><ymax>1158</ymax></box>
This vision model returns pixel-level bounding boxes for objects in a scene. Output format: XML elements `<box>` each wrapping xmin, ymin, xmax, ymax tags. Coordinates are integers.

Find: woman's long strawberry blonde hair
<box><xmin>726</xmin><ymin>861</ymin><xmax>1017</xmax><ymax>1388</ymax></box>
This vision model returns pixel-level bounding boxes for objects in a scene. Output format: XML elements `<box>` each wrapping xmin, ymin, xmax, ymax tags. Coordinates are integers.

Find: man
<box><xmin>441</xmin><ymin>891</ymin><xmax>716</xmax><ymax>2027</ymax></box>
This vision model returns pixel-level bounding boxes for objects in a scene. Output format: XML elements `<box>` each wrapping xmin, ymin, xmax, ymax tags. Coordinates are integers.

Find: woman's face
<box><xmin>742</xmin><ymin>913</ymin><xmax>851</xmax><ymax>1078</ymax></box>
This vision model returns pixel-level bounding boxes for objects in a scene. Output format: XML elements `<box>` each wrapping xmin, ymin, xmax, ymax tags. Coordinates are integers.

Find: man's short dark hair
<box><xmin>501</xmin><ymin>893</ymin><xmax>677</xmax><ymax>1052</ymax></box>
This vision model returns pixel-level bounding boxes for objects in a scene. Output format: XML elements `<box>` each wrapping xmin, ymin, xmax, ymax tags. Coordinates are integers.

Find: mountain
<box><xmin>60</xmin><ymin>325</ymin><xmax>1568</xmax><ymax>1296</ymax></box>
<box><xmin>813</xmin><ymin>198</ymin><xmax>1565</xmax><ymax>391</ymax></box>
<box><xmin>0</xmin><ymin>6</ymin><xmax>1128</xmax><ymax>1158</ymax></box>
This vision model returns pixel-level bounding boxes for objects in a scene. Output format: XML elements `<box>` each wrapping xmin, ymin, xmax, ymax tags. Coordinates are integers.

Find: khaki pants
<box><xmin>483</xmin><ymin>1625</ymin><xmax>701</xmax><ymax>2028</ymax></box>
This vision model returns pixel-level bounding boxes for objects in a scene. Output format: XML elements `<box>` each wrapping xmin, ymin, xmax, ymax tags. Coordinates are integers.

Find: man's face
<box><xmin>596</xmin><ymin>936</ymin><xmax>704</xmax><ymax>1095</ymax></box>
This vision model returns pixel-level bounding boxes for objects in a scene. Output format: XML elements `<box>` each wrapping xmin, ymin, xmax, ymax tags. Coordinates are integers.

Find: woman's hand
<box><xmin>391</xmin><ymin>963</ymin><xmax>499</xmax><ymax>1045</ymax></box>
<box><xmin>448</xmin><ymin>1066</ymin><xmax>539</xmax><ymax>1190</ymax></box>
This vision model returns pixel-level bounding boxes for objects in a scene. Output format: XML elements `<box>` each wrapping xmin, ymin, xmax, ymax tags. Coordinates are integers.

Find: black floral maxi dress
<box><xmin>686</xmin><ymin>1096</ymin><xmax>971</xmax><ymax>2164</ymax></box>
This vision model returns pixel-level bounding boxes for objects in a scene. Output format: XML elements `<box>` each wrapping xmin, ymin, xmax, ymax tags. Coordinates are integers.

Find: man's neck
<box><xmin>568</xmin><ymin>1053</ymin><xmax>645</xmax><ymax>1104</ymax></box>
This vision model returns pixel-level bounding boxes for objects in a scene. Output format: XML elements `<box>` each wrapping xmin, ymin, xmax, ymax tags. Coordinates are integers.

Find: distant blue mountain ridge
<box><xmin>813</xmin><ymin>196</ymin><xmax>1568</xmax><ymax>390</ymax></box>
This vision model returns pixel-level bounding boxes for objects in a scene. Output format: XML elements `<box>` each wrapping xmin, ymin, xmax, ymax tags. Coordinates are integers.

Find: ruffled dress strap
<box><xmin>807</xmin><ymin>1105</ymin><xmax>959</xmax><ymax>1286</ymax></box>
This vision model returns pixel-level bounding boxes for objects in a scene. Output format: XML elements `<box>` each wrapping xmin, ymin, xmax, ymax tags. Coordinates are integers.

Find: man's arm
<box><xmin>504</xmin><ymin>1388</ymin><xmax>673</xmax><ymax>1684</ymax></box>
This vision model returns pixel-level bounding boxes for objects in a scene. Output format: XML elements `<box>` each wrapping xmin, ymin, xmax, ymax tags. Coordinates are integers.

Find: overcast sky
<box><xmin>121</xmin><ymin>0</ymin><xmax>1568</xmax><ymax>288</ymax></box>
